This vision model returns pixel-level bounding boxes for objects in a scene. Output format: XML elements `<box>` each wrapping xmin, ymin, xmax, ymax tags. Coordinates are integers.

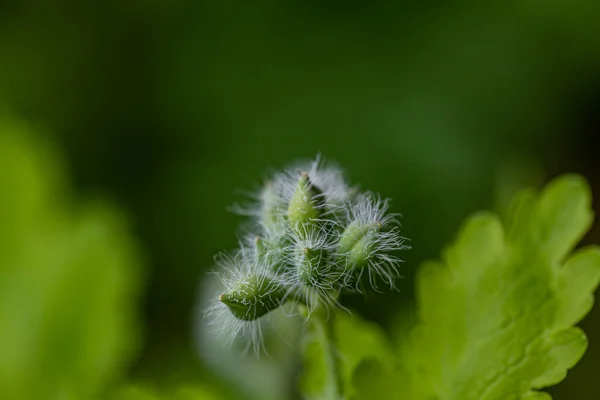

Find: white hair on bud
<box><xmin>280</xmin><ymin>222</ymin><xmax>345</xmax><ymax>315</ymax></box>
<box><xmin>344</xmin><ymin>192</ymin><xmax>398</xmax><ymax>226</ymax></box>
<box><xmin>275</xmin><ymin>155</ymin><xmax>355</xmax><ymax>212</ymax></box>
<box><xmin>205</xmin><ymin>294</ymin><xmax>267</xmax><ymax>355</ymax></box>
<box><xmin>229</xmin><ymin>181</ymin><xmax>288</xmax><ymax>236</ymax></box>
<box><xmin>303</xmin><ymin>154</ymin><xmax>354</xmax><ymax>205</ymax></box>
<box><xmin>283</xmin><ymin>222</ymin><xmax>337</xmax><ymax>256</ymax></box>
<box><xmin>357</xmin><ymin>229</ymin><xmax>408</xmax><ymax>292</ymax></box>
<box><xmin>230</xmin><ymin>156</ymin><xmax>354</xmax><ymax>233</ymax></box>
<box><xmin>204</xmin><ymin>244</ymin><xmax>287</xmax><ymax>355</ymax></box>
<box><xmin>342</xmin><ymin>193</ymin><xmax>409</xmax><ymax>292</ymax></box>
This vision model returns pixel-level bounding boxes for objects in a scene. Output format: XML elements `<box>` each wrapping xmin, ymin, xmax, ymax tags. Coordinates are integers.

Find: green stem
<box><xmin>302</xmin><ymin>305</ymin><xmax>344</xmax><ymax>400</ymax></box>
<box><xmin>323</xmin><ymin>311</ymin><xmax>344</xmax><ymax>400</ymax></box>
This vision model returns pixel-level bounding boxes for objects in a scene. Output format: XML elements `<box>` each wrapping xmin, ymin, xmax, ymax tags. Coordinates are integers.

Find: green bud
<box><xmin>287</xmin><ymin>172</ymin><xmax>322</xmax><ymax>228</ymax></box>
<box><xmin>346</xmin><ymin>234</ymin><xmax>376</xmax><ymax>267</ymax></box>
<box><xmin>296</xmin><ymin>247</ymin><xmax>327</xmax><ymax>284</ymax></box>
<box><xmin>338</xmin><ymin>221</ymin><xmax>381</xmax><ymax>254</ymax></box>
<box><xmin>219</xmin><ymin>275</ymin><xmax>286</xmax><ymax>321</ymax></box>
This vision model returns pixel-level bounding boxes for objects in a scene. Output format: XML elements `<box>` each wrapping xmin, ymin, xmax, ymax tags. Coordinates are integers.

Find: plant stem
<box><xmin>311</xmin><ymin>308</ymin><xmax>343</xmax><ymax>400</ymax></box>
<box><xmin>325</xmin><ymin>311</ymin><xmax>344</xmax><ymax>400</ymax></box>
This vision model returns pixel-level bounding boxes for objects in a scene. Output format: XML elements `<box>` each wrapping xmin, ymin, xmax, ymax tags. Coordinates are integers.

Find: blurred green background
<box><xmin>1</xmin><ymin>1</ymin><xmax>600</xmax><ymax>399</ymax></box>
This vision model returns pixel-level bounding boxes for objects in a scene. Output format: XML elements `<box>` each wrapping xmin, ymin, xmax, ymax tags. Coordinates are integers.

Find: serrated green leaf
<box><xmin>555</xmin><ymin>246</ymin><xmax>600</xmax><ymax>327</ymax></box>
<box><xmin>521</xmin><ymin>392</ymin><xmax>553</xmax><ymax>400</ymax></box>
<box><xmin>398</xmin><ymin>174</ymin><xmax>600</xmax><ymax>400</ymax></box>
<box><xmin>0</xmin><ymin>121</ymin><xmax>143</xmax><ymax>400</ymax></box>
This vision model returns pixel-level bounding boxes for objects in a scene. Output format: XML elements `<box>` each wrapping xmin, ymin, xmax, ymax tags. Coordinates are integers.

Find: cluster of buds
<box><xmin>206</xmin><ymin>157</ymin><xmax>408</xmax><ymax>352</ymax></box>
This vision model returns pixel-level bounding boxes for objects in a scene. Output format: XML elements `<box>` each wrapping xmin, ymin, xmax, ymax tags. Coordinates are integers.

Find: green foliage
<box><xmin>333</xmin><ymin>312</ymin><xmax>392</xmax><ymax>397</ymax></box>
<box><xmin>113</xmin><ymin>385</ymin><xmax>220</xmax><ymax>400</ymax></box>
<box><xmin>0</xmin><ymin>120</ymin><xmax>143</xmax><ymax>400</ymax></box>
<box><xmin>301</xmin><ymin>175</ymin><xmax>600</xmax><ymax>400</ymax></box>
<box><xmin>404</xmin><ymin>175</ymin><xmax>599</xmax><ymax>399</ymax></box>
<box><xmin>3</xmin><ymin>114</ymin><xmax>600</xmax><ymax>400</ymax></box>
<box><xmin>3</xmin><ymin>1</ymin><xmax>600</xmax><ymax>395</ymax></box>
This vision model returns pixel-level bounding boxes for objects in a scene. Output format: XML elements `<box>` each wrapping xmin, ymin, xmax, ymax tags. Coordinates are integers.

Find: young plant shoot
<box><xmin>206</xmin><ymin>157</ymin><xmax>409</xmax><ymax>351</ymax></box>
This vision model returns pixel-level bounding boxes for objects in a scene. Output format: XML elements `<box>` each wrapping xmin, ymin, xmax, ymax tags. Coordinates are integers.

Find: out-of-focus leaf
<box><xmin>333</xmin><ymin>312</ymin><xmax>393</xmax><ymax>397</ymax></box>
<box><xmin>114</xmin><ymin>386</ymin><xmax>165</xmax><ymax>400</ymax></box>
<box><xmin>350</xmin><ymin>359</ymin><xmax>412</xmax><ymax>400</ymax></box>
<box><xmin>0</xmin><ymin>118</ymin><xmax>143</xmax><ymax>400</ymax></box>
<box><xmin>113</xmin><ymin>384</ymin><xmax>221</xmax><ymax>400</ymax></box>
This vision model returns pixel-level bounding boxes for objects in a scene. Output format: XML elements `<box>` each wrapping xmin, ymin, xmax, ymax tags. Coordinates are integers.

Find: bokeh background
<box><xmin>1</xmin><ymin>1</ymin><xmax>599</xmax><ymax>399</ymax></box>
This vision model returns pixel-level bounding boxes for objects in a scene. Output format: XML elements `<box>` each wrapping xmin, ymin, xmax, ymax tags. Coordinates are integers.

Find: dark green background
<box><xmin>1</xmin><ymin>1</ymin><xmax>599</xmax><ymax>398</ymax></box>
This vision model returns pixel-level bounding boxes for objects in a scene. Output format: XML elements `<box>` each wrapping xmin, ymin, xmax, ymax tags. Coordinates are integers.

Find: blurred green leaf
<box><xmin>0</xmin><ymin>119</ymin><xmax>143</xmax><ymax>400</ymax></box>
<box><xmin>114</xmin><ymin>386</ymin><xmax>165</xmax><ymax>400</ymax></box>
<box><xmin>113</xmin><ymin>385</ymin><xmax>221</xmax><ymax>400</ymax></box>
<box><xmin>334</xmin><ymin>312</ymin><xmax>393</xmax><ymax>397</ymax></box>
<box><xmin>335</xmin><ymin>311</ymin><xmax>414</xmax><ymax>400</ymax></box>
<box><xmin>350</xmin><ymin>359</ymin><xmax>411</xmax><ymax>400</ymax></box>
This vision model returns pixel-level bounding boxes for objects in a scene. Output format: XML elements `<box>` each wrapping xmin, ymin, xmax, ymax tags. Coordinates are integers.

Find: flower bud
<box><xmin>287</xmin><ymin>172</ymin><xmax>322</xmax><ymax>229</ymax></box>
<box><xmin>285</xmin><ymin>223</ymin><xmax>337</xmax><ymax>287</ymax></box>
<box><xmin>219</xmin><ymin>274</ymin><xmax>286</xmax><ymax>321</ymax></box>
<box><xmin>338</xmin><ymin>221</ymin><xmax>381</xmax><ymax>255</ymax></box>
<box><xmin>296</xmin><ymin>246</ymin><xmax>328</xmax><ymax>284</ymax></box>
<box><xmin>345</xmin><ymin>231</ymin><xmax>376</xmax><ymax>267</ymax></box>
<box><xmin>206</xmin><ymin>156</ymin><xmax>410</xmax><ymax>352</ymax></box>
<box><xmin>342</xmin><ymin>228</ymin><xmax>407</xmax><ymax>290</ymax></box>
<box><xmin>338</xmin><ymin>194</ymin><xmax>408</xmax><ymax>290</ymax></box>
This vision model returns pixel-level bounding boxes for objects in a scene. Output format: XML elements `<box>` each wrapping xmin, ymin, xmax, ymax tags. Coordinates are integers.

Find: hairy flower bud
<box><xmin>280</xmin><ymin>223</ymin><xmax>342</xmax><ymax>313</ymax></box>
<box><xmin>287</xmin><ymin>172</ymin><xmax>322</xmax><ymax>229</ymax></box>
<box><xmin>338</xmin><ymin>194</ymin><xmax>409</xmax><ymax>290</ymax></box>
<box><xmin>219</xmin><ymin>274</ymin><xmax>286</xmax><ymax>321</ymax></box>
<box><xmin>345</xmin><ymin>229</ymin><xmax>378</xmax><ymax>266</ymax></box>
<box><xmin>338</xmin><ymin>221</ymin><xmax>381</xmax><ymax>255</ymax></box>
<box><xmin>296</xmin><ymin>247</ymin><xmax>327</xmax><ymax>284</ymax></box>
<box><xmin>205</xmin><ymin>156</ymin><xmax>409</xmax><ymax>352</ymax></box>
